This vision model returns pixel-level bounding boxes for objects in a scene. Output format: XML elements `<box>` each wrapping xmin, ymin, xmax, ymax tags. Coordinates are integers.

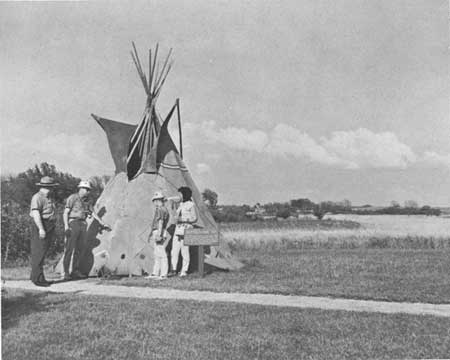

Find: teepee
<box><xmin>57</xmin><ymin>44</ymin><xmax>243</xmax><ymax>276</ymax></box>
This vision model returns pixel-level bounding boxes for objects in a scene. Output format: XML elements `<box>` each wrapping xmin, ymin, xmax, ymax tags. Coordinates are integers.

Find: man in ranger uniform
<box><xmin>29</xmin><ymin>176</ymin><xmax>58</xmax><ymax>287</ymax></box>
<box><xmin>63</xmin><ymin>180</ymin><xmax>109</xmax><ymax>280</ymax></box>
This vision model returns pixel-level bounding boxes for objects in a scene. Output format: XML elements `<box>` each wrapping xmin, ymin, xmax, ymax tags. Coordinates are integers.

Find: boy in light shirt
<box><xmin>146</xmin><ymin>191</ymin><xmax>170</xmax><ymax>280</ymax></box>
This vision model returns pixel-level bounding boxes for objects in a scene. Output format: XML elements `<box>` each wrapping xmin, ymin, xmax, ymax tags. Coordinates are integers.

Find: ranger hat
<box><xmin>152</xmin><ymin>191</ymin><xmax>165</xmax><ymax>201</ymax></box>
<box><xmin>36</xmin><ymin>176</ymin><xmax>59</xmax><ymax>187</ymax></box>
<box><xmin>78</xmin><ymin>180</ymin><xmax>92</xmax><ymax>190</ymax></box>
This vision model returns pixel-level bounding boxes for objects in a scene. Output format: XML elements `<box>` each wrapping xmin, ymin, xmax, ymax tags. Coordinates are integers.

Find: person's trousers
<box><xmin>63</xmin><ymin>219</ymin><xmax>87</xmax><ymax>275</ymax></box>
<box><xmin>171</xmin><ymin>235</ymin><xmax>190</xmax><ymax>274</ymax></box>
<box><xmin>153</xmin><ymin>244</ymin><xmax>168</xmax><ymax>277</ymax></box>
<box><xmin>30</xmin><ymin>220</ymin><xmax>55</xmax><ymax>284</ymax></box>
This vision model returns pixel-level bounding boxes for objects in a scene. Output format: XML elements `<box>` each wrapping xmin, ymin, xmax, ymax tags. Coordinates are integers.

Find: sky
<box><xmin>1</xmin><ymin>0</ymin><xmax>449</xmax><ymax>205</ymax></box>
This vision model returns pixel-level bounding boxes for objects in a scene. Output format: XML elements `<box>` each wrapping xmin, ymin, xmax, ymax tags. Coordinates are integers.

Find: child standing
<box><xmin>146</xmin><ymin>191</ymin><xmax>170</xmax><ymax>280</ymax></box>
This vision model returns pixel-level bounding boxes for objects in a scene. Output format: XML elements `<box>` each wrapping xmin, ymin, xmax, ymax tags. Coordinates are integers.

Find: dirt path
<box><xmin>3</xmin><ymin>279</ymin><xmax>450</xmax><ymax>318</ymax></box>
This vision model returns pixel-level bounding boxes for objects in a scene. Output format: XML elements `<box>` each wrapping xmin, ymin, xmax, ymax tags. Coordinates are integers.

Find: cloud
<box><xmin>201</xmin><ymin>121</ymin><xmax>269</xmax><ymax>152</ymax></box>
<box><xmin>190</xmin><ymin>121</ymin><xmax>422</xmax><ymax>169</ymax></box>
<box><xmin>268</xmin><ymin>124</ymin><xmax>350</xmax><ymax>167</ymax></box>
<box><xmin>2</xmin><ymin>132</ymin><xmax>112</xmax><ymax>177</ymax></box>
<box><xmin>321</xmin><ymin>128</ymin><xmax>417</xmax><ymax>169</ymax></box>
<box><xmin>421</xmin><ymin>151</ymin><xmax>450</xmax><ymax>168</ymax></box>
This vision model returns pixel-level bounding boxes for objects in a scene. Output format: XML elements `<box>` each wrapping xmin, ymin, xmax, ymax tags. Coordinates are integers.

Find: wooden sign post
<box><xmin>198</xmin><ymin>246</ymin><xmax>204</xmax><ymax>276</ymax></box>
<box><xmin>183</xmin><ymin>227</ymin><xmax>220</xmax><ymax>277</ymax></box>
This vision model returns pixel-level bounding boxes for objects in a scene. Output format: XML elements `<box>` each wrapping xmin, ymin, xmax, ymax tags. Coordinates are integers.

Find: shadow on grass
<box><xmin>1</xmin><ymin>290</ymin><xmax>67</xmax><ymax>331</ymax></box>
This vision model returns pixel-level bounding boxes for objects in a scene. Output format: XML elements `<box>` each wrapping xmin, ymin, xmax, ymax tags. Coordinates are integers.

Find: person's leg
<box><xmin>37</xmin><ymin>225</ymin><xmax>53</xmax><ymax>282</ymax></box>
<box><xmin>72</xmin><ymin>221</ymin><xmax>85</xmax><ymax>274</ymax></box>
<box><xmin>63</xmin><ymin>221</ymin><xmax>79</xmax><ymax>276</ymax></box>
<box><xmin>171</xmin><ymin>235</ymin><xmax>181</xmax><ymax>272</ymax></box>
<box><xmin>160</xmin><ymin>247</ymin><xmax>169</xmax><ymax>277</ymax></box>
<box><xmin>152</xmin><ymin>246</ymin><xmax>161</xmax><ymax>276</ymax></box>
<box><xmin>30</xmin><ymin>225</ymin><xmax>42</xmax><ymax>283</ymax></box>
<box><xmin>73</xmin><ymin>221</ymin><xmax>87</xmax><ymax>274</ymax></box>
<box><xmin>180</xmin><ymin>239</ymin><xmax>190</xmax><ymax>275</ymax></box>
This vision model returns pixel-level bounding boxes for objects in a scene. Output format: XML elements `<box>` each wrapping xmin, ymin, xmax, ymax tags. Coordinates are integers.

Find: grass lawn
<box><xmin>98</xmin><ymin>249</ymin><xmax>450</xmax><ymax>304</ymax></box>
<box><xmin>3</xmin><ymin>249</ymin><xmax>449</xmax><ymax>303</ymax></box>
<box><xmin>2</xmin><ymin>289</ymin><xmax>450</xmax><ymax>360</ymax></box>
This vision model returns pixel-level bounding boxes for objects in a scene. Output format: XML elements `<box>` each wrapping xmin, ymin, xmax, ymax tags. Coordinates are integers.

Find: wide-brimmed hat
<box><xmin>152</xmin><ymin>191</ymin><xmax>165</xmax><ymax>201</ymax></box>
<box><xmin>78</xmin><ymin>180</ymin><xmax>92</xmax><ymax>190</ymax></box>
<box><xmin>36</xmin><ymin>176</ymin><xmax>59</xmax><ymax>187</ymax></box>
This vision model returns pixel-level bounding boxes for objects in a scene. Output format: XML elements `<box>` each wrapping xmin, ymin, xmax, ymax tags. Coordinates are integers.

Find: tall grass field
<box><xmin>222</xmin><ymin>215</ymin><xmax>450</xmax><ymax>250</ymax></box>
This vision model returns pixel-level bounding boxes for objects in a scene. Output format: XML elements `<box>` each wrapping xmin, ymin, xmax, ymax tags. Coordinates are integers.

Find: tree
<box><xmin>313</xmin><ymin>204</ymin><xmax>326</xmax><ymax>220</ymax></box>
<box><xmin>276</xmin><ymin>208</ymin><xmax>291</xmax><ymax>219</ymax></box>
<box><xmin>290</xmin><ymin>198</ymin><xmax>315</xmax><ymax>211</ymax></box>
<box><xmin>202</xmin><ymin>188</ymin><xmax>218</xmax><ymax>209</ymax></box>
<box><xmin>89</xmin><ymin>175</ymin><xmax>111</xmax><ymax>203</ymax></box>
<box><xmin>211</xmin><ymin>204</ymin><xmax>251</xmax><ymax>223</ymax></box>
<box><xmin>390</xmin><ymin>201</ymin><xmax>400</xmax><ymax>208</ymax></box>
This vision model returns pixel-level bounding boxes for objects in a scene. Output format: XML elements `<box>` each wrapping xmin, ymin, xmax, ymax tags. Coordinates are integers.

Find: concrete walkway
<box><xmin>3</xmin><ymin>279</ymin><xmax>450</xmax><ymax>318</ymax></box>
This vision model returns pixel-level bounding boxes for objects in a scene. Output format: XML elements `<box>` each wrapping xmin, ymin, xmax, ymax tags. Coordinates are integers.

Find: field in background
<box><xmin>222</xmin><ymin>215</ymin><xmax>450</xmax><ymax>250</ymax></box>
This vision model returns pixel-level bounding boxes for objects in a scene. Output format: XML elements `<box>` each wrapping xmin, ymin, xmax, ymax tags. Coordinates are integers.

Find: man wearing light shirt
<box><xmin>63</xmin><ymin>180</ymin><xmax>109</xmax><ymax>280</ymax></box>
<box><xmin>29</xmin><ymin>176</ymin><xmax>58</xmax><ymax>287</ymax></box>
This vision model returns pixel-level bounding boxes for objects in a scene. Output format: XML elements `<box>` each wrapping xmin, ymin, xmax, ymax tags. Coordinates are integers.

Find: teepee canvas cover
<box><xmin>57</xmin><ymin>44</ymin><xmax>243</xmax><ymax>276</ymax></box>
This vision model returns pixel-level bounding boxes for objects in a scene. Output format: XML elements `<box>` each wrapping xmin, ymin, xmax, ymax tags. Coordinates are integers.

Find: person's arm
<box><xmin>63</xmin><ymin>207</ymin><xmax>70</xmax><ymax>231</ymax></box>
<box><xmin>91</xmin><ymin>211</ymin><xmax>110</xmax><ymax>229</ymax></box>
<box><xmin>63</xmin><ymin>196</ymin><xmax>73</xmax><ymax>231</ymax></box>
<box><xmin>30</xmin><ymin>195</ymin><xmax>45</xmax><ymax>238</ymax></box>
<box><xmin>157</xmin><ymin>219</ymin><xmax>164</xmax><ymax>238</ymax></box>
<box><xmin>31</xmin><ymin>210</ymin><xmax>46</xmax><ymax>239</ymax></box>
<box><xmin>88</xmin><ymin>202</ymin><xmax>111</xmax><ymax>230</ymax></box>
<box><xmin>162</xmin><ymin>229</ymin><xmax>171</xmax><ymax>248</ymax></box>
<box><xmin>189</xmin><ymin>203</ymin><xmax>198</xmax><ymax>224</ymax></box>
<box><xmin>167</xmin><ymin>195</ymin><xmax>181</xmax><ymax>203</ymax></box>
<box><xmin>176</xmin><ymin>205</ymin><xmax>182</xmax><ymax>222</ymax></box>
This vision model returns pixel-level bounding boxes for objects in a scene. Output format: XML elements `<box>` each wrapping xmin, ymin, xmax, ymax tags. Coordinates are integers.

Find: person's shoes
<box><xmin>145</xmin><ymin>274</ymin><xmax>159</xmax><ymax>279</ymax></box>
<box><xmin>63</xmin><ymin>274</ymin><xmax>72</xmax><ymax>281</ymax></box>
<box><xmin>158</xmin><ymin>275</ymin><xmax>168</xmax><ymax>280</ymax></box>
<box><xmin>179</xmin><ymin>272</ymin><xmax>187</xmax><ymax>277</ymax></box>
<box><xmin>168</xmin><ymin>271</ymin><xmax>177</xmax><ymax>277</ymax></box>
<box><xmin>33</xmin><ymin>281</ymin><xmax>51</xmax><ymax>287</ymax></box>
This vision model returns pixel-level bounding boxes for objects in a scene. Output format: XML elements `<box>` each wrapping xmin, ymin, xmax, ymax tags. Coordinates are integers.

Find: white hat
<box><xmin>78</xmin><ymin>180</ymin><xmax>92</xmax><ymax>190</ymax></box>
<box><xmin>152</xmin><ymin>191</ymin><xmax>165</xmax><ymax>201</ymax></box>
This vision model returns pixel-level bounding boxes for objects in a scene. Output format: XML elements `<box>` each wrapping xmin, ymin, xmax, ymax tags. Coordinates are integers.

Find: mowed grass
<box><xmin>3</xmin><ymin>249</ymin><xmax>450</xmax><ymax>303</ymax></box>
<box><xmin>101</xmin><ymin>249</ymin><xmax>450</xmax><ymax>304</ymax></box>
<box><xmin>2</xmin><ymin>289</ymin><xmax>450</xmax><ymax>360</ymax></box>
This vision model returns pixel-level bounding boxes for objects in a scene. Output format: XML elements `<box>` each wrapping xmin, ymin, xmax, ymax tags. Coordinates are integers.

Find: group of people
<box><xmin>30</xmin><ymin>176</ymin><xmax>108</xmax><ymax>286</ymax></box>
<box><xmin>148</xmin><ymin>186</ymin><xmax>197</xmax><ymax>280</ymax></box>
<box><xmin>29</xmin><ymin>176</ymin><xmax>197</xmax><ymax>287</ymax></box>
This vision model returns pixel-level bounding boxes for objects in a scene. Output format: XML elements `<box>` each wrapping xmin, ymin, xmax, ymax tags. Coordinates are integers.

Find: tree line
<box><xmin>201</xmin><ymin>189</ymin><xmax>441</xmax><ymax>222</ymax></box>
